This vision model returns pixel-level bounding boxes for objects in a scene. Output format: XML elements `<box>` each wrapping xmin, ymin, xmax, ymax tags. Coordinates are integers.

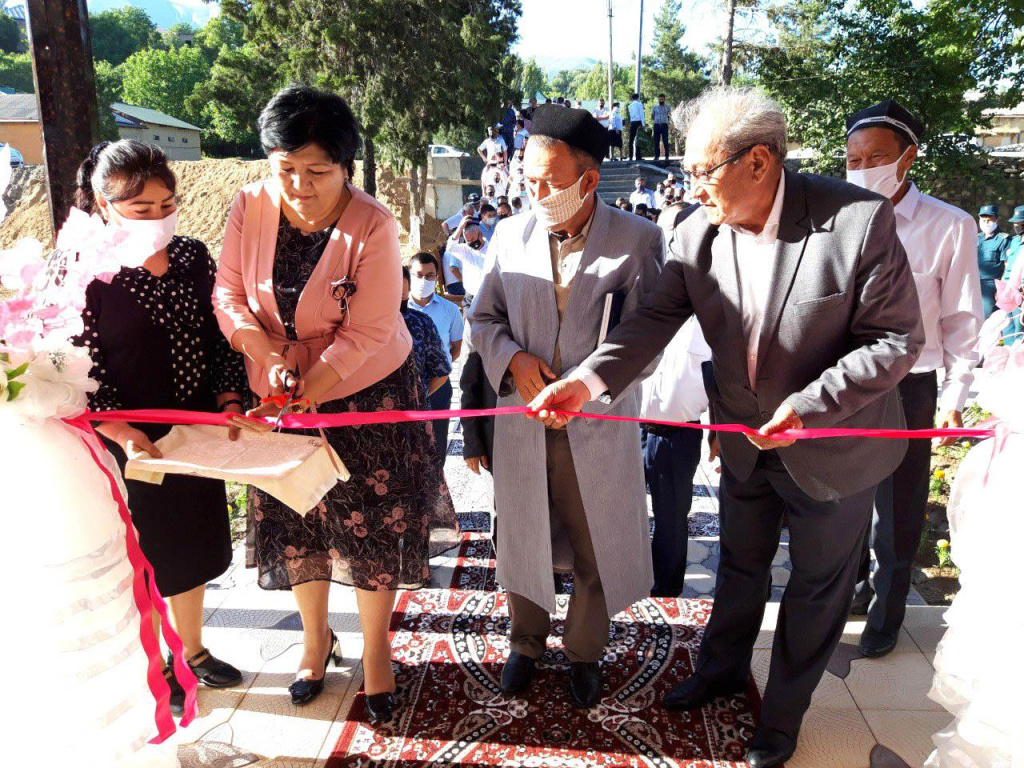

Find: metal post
<box><xmin>25</xmin><ymin>0</ymin><xmax>99</xmax><ymax>236</ymax></box>
<box><xmin>607</xmin><ymin>0</ymin><xmax>614</xmax><ymax>106</ymax></box>
<box><xmin>634</xmin><ymin>0</ymin><xmax>643</xmax><ymax>95</ymax></box>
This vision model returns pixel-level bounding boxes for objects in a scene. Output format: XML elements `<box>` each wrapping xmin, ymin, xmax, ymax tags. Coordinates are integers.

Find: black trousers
<box><xmin>653</xmin><ymin>123</ymin><xmax>670</xmax><ymax>160</ymax></box>
<box><xmin>628</xmin><ymin>120</ymin><xmax>643</xmax><ymax>160</ymax></box>
<box><xmin>696</xmin><ymin>450</ymin><xmax>875</xmax><ymax>739</ymax></box>
<box><xmin>856</xmin><ymin>371</ymin><xmax>938</xmax><ymax>634</ymax></box>
<box><xmin>643</xmin><ymin>425</ymin><xmax>703</xmax><ymax>597</ymax></box>
<box><xmin>427</xmin><ymin>378</ymin><xmax>453</xmax><ymax>466</ymax></box>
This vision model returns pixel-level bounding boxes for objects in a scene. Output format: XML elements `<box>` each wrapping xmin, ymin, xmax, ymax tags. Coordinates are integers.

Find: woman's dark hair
<box><xmin>258</xmin><ymin>84</ymin><xmax>360</xmax><ymax>178</ymax></box>
<box><xmin>74</xmin><ymin>140</ymin><xmax>177</xmax><ymax>215</ymax></box>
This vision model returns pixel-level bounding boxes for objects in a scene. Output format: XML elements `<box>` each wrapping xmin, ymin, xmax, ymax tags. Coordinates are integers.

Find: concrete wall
<box><xmin>426</xmin><ymin>155</ymin><xmax>487</xmax><ymax>223</ymax></box>
<box><xmin>0</xmin><ymin>121</ymin><xmax>43</xmax><ymax>164</ymax></box>
<box><xmin>118</xmin><ymin>126</ymin><xmax>202</xmax><ymax>161</ymax></box>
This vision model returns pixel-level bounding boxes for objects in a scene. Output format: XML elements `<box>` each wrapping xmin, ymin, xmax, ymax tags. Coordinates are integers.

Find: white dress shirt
<box><xmin>577</xmin><ymin>173</ymin><xmax>786</xmax><ymax>401</ymax></box>
<box><xmin>478</xmin><ymin>137</ymin><xmax>507</xmax><ymax>163</ymax></box>
<box><xmin>447</xmin><ymin>239</ymin><xmax>493</xmax><ymax>297</ymax></box>
<box><xmin>640</xmin><ymin>318</ymin><xmax>712</xmax><ymax>422</ymax></box>
<box><xmin>627</xmin><ymin>100</ymin><xmax>645</xmax><ymax>124</ymax></box>
<box><xmin>728</xmin><ymin>172</ymin><xmax>786</xmax><ymax>391</ymax></box>
<box><xmin>893</xmin><ymin>182</ymin><xmax>982</xmax><ymax>412</ymax></box>
<box><xmin>593</xmin><ymin>106</ymin><xmax>610</xmax><ymax>125</ymax></box>
<box><xmin>630</xmin><ymin>188</ymin><xmax>656</xmax><ymax>208</ymax></box>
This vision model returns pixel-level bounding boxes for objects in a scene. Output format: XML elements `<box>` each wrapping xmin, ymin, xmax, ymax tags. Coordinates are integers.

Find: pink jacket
<box><xmin>214</xmin><ymin>180</ymin><xmax>411</xmax><ymax>403</ymax></box>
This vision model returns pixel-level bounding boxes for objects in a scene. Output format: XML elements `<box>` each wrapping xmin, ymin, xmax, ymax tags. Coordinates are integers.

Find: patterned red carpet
<box><xmin>326</xmin><ymin>536</ymin><xmax>760</xmax><ymax>767</ymax></box>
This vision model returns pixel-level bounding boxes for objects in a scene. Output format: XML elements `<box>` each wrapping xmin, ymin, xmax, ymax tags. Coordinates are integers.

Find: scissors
<box><xmin>260</xmin><ymin>371</ymin><xmax>308</xmax><ymax>431</ymax></box>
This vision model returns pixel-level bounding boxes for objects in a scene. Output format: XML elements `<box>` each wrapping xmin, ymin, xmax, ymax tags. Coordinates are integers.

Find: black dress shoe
<box><xmin>365</xmin><ymin>691</ymin><xmax>398</xmax><ymax>725</ymax></box>
<box><xmin>289</xmin><ymin>630</ymin><xmax>343</xmax><ymax>706</ymax></box>
<box><xmin>745</xmin><ymin>725</ymin><xmax>797</xmax><ymax>768</ymax></box>
<box><xmin>859</xmin><ymin>626</ymin><xmax>900</xmax><ymax>658</ymax></box>
<box><xmin>568</xmin><ymin>662</ymin><xmax>602</xmax><ymax>708</ymax></box>
<box><xmin>168</xmin><ymin>648</ymin><xmax>243</xmax><ymax>689</ymax></box>
<box><xmin>163</xmin><ymin>666</ymin><xmax>186</xmax><ymax>717</ymax></box>
<box><xmin>500</xmin><ymin>652</ymin><xmax>536</xmax><ymax>695</ymax></box>
<box><xmin>663</xmin><ymin>673</ymin><xmax>747</xmax><ymax>710</ymax></box>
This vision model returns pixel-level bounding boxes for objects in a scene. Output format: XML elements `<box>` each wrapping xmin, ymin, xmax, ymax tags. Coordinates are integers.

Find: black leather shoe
<box><xmin>500</xmin><ymin>652</ymin><xmax>536</xmax><ymax>696</ymax></box>
<box><xmin>365</xmin><ymin>691</ymin><xmax>398</xmax><ymax>725</ymax></box>
<box><xmin>568</xmin><ymin>662</ymin><xmax>602</xmax><ymax>708</ymax></box>
<box><xmin>663</xmin><ymin>673</ymin><xmax>747</xmax><ymax>710</ymax></box>
<box><xmin>745</xmin><ymin>725</ymin><xmax>797</xmax><ymax>768</ymax></box>
<box><xmin>168</xmin><ymin>648</ymin><xmax>243</xmax><ymax>689</ymax></box>
<box><xmin>859</xmin><ymin>626</ymin><xmax>900</xmax><ymax>658</ymax></box>
<box><xmin>289</xmin><ymin>630</ymin><xmax>343</xmax><ymax>706</ymax></box>
<box><xmin>163</xmin><ymin>666</ymin><xmax>186</xmax><ymax>717</ymax></box>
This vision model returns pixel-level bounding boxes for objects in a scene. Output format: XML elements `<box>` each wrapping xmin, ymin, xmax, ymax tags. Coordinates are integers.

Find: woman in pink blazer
<box><xmin>214</xmin><ymin>85</ymin><xmax>459</xmax><ymax>721</ymax></box>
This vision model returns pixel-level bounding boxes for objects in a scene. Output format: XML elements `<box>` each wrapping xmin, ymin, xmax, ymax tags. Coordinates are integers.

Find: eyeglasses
<box><xmin>687</xmin><ymin>144</ymin><xmax>760</xmax><ymax>185</ymax></box>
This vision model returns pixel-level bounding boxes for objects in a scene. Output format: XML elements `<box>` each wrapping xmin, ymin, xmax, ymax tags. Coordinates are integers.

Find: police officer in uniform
<box><xmin>977</xmin><ymin>204</ymin><xmax>1010</xmax><ymax>317</ymax></box>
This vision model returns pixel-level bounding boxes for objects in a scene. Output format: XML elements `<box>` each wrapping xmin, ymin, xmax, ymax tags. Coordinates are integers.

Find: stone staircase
<box><xmin>597</xmin><ymin>160</ymin><xmax>682</xmax><ymax>205</ymax></box>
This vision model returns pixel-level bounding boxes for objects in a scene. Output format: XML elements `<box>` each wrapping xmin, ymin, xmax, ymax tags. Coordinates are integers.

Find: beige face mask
<box><xmin>529</xmin><ymin>173</ymin><xmax>588</xmax><ymax>229</ymax></box>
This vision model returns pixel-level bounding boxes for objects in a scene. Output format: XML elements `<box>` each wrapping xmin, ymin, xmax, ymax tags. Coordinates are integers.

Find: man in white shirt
<box><xmin>593</xmin><ymin>98</ymin><xmax>610</xmax><ymax>126</ymax></box>
<box><xmin>446</xmin><ymin>224</ymin><xmax>492</xmax><ymax>299</ymax></box>
<box><xmin>629</xmin><ymin>176</ymin><xmax>656</xmax><ymax>209</ymax></box>
<box><xmin>443</xmin><ymin>202</ymin><xmax>477</xmax><ymax>238</ymax></box>
<box><xmin>641</xmin><ymin>314</ymin><xmax>714</xmax><ymax>597</ymax></box>
<box><xmin>477</xmin><ymin>126</ymin><xmax>508</xmax><ymax>167</ymax></box>
<box><xmin>627</xmin><ymin>93</ymin><xmax>646</xmax><ymax>161</ymax></box>
<box><xmin>845</xmin><ymin>99</ymin><xmax>983</xmax><ymax>658</ymax></box>
<box><xmin>513</xmin><ymin>119</ymin><xmax>530</xmax><ymax>150</ymax></box>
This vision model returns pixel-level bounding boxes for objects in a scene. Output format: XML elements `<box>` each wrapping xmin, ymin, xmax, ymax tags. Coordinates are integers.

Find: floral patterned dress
<box><xmin>246</xmin><ymin>216</ymin><xmax>460</xmax><ymax>591</ymax></box>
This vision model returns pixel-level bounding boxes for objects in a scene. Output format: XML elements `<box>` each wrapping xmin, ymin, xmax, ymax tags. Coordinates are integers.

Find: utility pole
<box><xmin>26</xmin><ymin>0</ymin><xmax>100</xmax><ymax>237</ymax></box>
<box><xmin>606</xmin><ymin>0</ymin><xmax>614</xmax><ymax>105</ymax></box>
<box><xmin>634</xmin><ymin>0</ymin><xmax>644</xmax><ymax>95</ymax></box>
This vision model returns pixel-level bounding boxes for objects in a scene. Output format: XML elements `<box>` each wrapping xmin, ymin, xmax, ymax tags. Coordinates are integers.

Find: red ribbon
<box><xmin>62</xmin><ymin>417</ymin><xmax>198</xmax><ymax>741</ymax></box>
<box><xmin>83</xmin><ymin>406</ymin><xmax>999</xmax><ymax>441</ymax></box>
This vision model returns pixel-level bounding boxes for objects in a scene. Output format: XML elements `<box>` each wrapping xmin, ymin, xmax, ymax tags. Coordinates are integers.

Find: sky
<box><xmin>514</xmin><ymin>0</ymin><xmax>761</xmax><ymax>64</ymax></box>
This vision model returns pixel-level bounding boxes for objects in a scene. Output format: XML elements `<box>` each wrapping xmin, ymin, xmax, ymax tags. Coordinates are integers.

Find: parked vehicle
<box><xmin>429</xmin><ymin>144</ymin><xmax>469</xmax><ymax>158</ymax></box>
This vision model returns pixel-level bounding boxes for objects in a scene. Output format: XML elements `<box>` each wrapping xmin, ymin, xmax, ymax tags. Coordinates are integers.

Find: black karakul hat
<box><xmin>530</xmin><ymin>105</ymin><xmax>607</xmax><ymax>165</ymax></box>
<box><xmin>846</xmin><ymin>99</ymin><xmax>924</xmax><ymax>146</ymax></box>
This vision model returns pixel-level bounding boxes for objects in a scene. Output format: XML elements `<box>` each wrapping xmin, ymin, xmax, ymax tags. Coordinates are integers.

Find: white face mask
<box><xmin>110</xmin><ymin>208</ymin><xmax>178</xmax><ymax>255</ymax></box>
<box><xmin>410</xmin><ymin>276</ymin><xmax>436</xmax><ymax>300</ymax></box>
<box><xmin>980</xmin><ymin>219</ymin><xmax>998</xmax><ymax>235</ymax></box>
<box><xmin>529</xmin><ymin>173</ymin><xmax>589</xmax><ymax>230</ymax></box>
<box><xmin>846</xmin><ymin>146</ymin><xmax>912</xmax><ymax>199</ymax></box>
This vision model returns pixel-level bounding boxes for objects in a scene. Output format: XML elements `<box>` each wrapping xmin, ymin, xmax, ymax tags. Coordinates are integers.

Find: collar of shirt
<box><xmin>725</xmin><ymin>171</ymin><xmax>786</xmax><ymax>246</ymax></box>
<box><xmin>893</xmin><ymin>181</ymin><xmax>921</xmax><ymax>222</ymax></box>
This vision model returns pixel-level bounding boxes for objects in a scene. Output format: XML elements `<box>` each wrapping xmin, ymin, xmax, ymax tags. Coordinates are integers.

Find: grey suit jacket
<box><xmin>582</xmin><ymin>169</ymin><xmax>926</xmax><ymax>501</ymax></box>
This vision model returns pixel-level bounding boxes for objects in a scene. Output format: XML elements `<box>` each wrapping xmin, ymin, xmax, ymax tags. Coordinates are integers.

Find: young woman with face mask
<box><xmin>73</xmin><ymin>140</ymin><xmax>251</xmax><ymax>715</ymax></box>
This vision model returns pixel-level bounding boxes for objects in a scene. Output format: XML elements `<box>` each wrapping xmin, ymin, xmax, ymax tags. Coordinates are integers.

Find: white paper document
<box><xmin>125</xmin><ymin>424</ymin><xmax>350</xmax><ymax>516</ymax></box>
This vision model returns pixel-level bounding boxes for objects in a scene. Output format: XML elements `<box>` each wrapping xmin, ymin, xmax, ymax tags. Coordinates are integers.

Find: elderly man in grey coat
<box><xmin>469</xmin><ymin>105</ymin><xmax>663</xmax><ymax>708</ymax></box>
<box><xmin>530</xmin><ymin>87</ymin><xmax>925</xmax><ymax>767</ymax></box>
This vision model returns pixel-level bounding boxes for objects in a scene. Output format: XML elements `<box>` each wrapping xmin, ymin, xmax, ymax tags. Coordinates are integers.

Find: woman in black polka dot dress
<box><xmin>73</xmin><ymin>141</ymin><xmax>250</xmax><ymax>715</ymax></box>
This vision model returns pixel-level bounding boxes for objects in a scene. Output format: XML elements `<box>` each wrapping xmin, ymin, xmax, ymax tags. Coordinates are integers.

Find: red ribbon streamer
<box><xmin>63</xmin><ymin>417</ymin><xmax>198</xmax><ymax>740</ymax></box>
<box><xmin>83</xmin><ymin>406</ymin><xmax>999</xmax><ymax>441</ymax></box>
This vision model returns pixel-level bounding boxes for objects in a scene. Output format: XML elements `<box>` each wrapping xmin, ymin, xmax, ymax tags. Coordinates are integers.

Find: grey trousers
<box><xmin>508</xmin><ymin>429</ymin><xmax>609</xmax><ymax>664</ymax></box>
<box><xmin>696</xmin><ymin>450</ymin><xmax>875</xmax><ymax>740</ymax></box>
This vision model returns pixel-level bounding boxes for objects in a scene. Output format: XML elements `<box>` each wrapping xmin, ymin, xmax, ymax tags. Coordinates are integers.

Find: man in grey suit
<box><xmin>469</xmin><ymin>105</ymin><xmax>664</xmax><ymax>709</ymax></box>
<box><xmin>530</xmin><ymin>87</ymin><xmax>925</xmax><ymax>767</ymax></box>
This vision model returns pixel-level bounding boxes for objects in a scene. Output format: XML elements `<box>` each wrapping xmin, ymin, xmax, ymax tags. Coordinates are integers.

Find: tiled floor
<box><xmin>165</xmin><ymin>358</ymin><xmax>952</xmax><ymax>767</ymax></box>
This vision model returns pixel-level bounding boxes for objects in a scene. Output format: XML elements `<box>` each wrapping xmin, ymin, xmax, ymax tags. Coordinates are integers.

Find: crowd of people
<box><xmin>51</xmin><ymin>79</ymin><xmax>1022</xmax><ymax>768</ymax></box>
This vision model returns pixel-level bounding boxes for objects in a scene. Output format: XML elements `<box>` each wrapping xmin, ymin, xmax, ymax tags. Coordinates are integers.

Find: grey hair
<box><xmin>673</xmin><ymin>86</ymin><xmax>788</xmax><ymax>161</ymax></box>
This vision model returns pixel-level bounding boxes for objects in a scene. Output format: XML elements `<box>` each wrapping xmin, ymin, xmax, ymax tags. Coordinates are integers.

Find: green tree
<box><xmin>120</xmin><ymin>45</ymin><xmax>209</xmax><ymax>127</ymax></box>
<box><xmin>0</xmin><ymin>51</ymin><xmax>33</xmax><ymax>92</ymax></box>
<box><xmin>513</xmin><ymin>56</ymin><xmax>548</xmax><ymax>100</ymax></box>
<box><xmin>575</xmin><ymin>61</ymin><xmax>635</xmax><ymax>103</ymax></box>
<box><xmin>752</xmin><ymin>0</ymin><xmax>986</xmax><ymax>184</ymax></box>
<box><xmin>194</xmin><ymin>15</ymin><xmax>246</xmax><ymax>63</ymax></box>
<box><xmin>94</xmin><ymin>59</ymin><xmax>125</xmax><ymax>141</ymax></box>
<box><xmin>89</xmin><ymin>7</ymin><xmax>160</xmax><ymax>66</ymax></box>
<box><xmin>642</xmin><ymin>0</ymin><xmax>708</xmax><ymax>107</ymax></box>
<box><xmin>220</xmin><ymin>0</ymin><xmax>521</xmax><ymax>207</ymax></box>
<box><xmin>190</xmin><ymin>41</ymin><xmax>283</xmax><ymax>157</ymax></box>
<box><xmin>0</xmin><ymin>13</ymin><xmax>23</xmax><ymax>53</ymax></box>
<box><xmin>161</xmin><ymin>22</ymin><xmax>197</xmax><ymax>50</ymax></box>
